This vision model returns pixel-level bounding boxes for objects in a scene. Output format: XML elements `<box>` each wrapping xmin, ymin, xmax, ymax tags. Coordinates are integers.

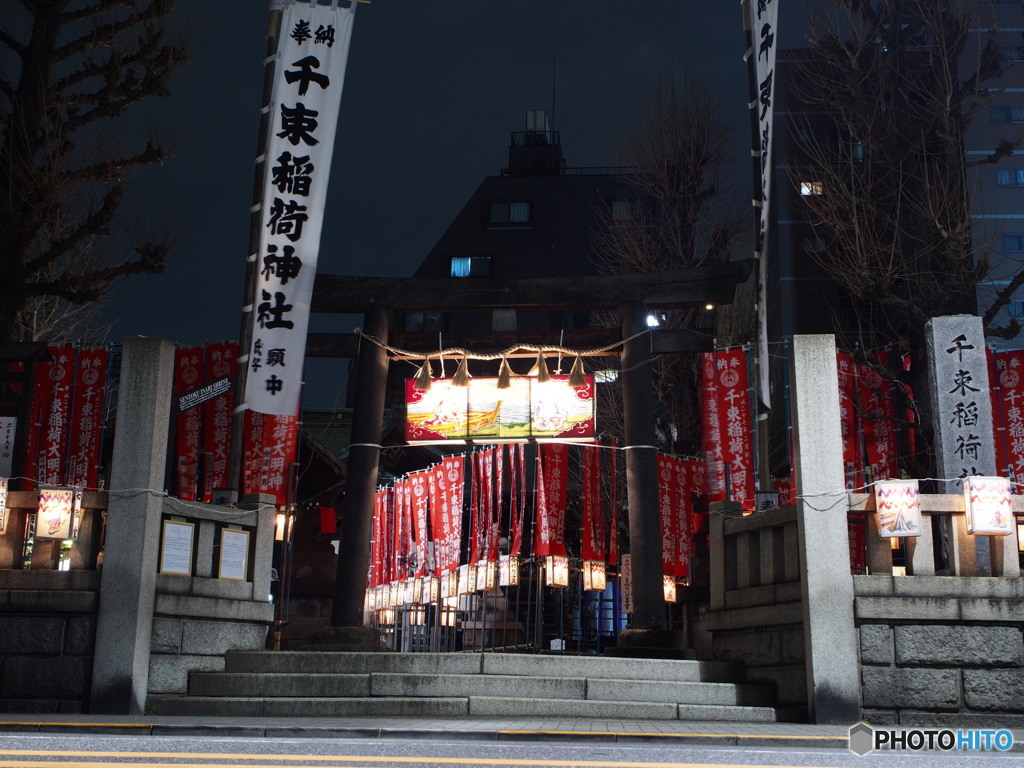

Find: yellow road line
<box><xmin>0</xmin><ymin>762</ymin><xmax>839</xmax><ymax>768</ymax></box>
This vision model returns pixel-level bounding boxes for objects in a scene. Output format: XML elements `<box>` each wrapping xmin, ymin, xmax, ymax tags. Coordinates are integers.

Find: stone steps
<box><xmin>147</xmin><ymin>651</ymin><xmax>803</xmax><ymax>723</ymax></box>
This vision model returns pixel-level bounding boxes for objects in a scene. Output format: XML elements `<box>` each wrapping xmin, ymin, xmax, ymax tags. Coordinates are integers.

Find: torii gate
<box><xmin>306</xmin><ymin>261</ymin><xmax>752</xmax><ymax>653</ymax></box>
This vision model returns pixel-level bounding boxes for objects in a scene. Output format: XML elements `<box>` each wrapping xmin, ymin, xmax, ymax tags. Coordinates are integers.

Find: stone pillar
<box><xmin>610</xmin><ymin>303</ymin><xmax>683</xmax><ymax>654</ymax></box>
<box><xmin>790</xmin><ymin>335</ymin><xmax>860</xmax><ymax>724</ymax></box>
<box><xmin>925</xmin><ymin>316</ymin><xmax>996</xmax><ymax>575</ymax></box>
<box><xmin>90</xmin><ymin>338</ymin><xmax>175</xmax><ymax>714</ymax></box>
<box><xmin>321</xmin><ymin>303</ymin><xmax>389</xmax><ymax>648</ymax></box>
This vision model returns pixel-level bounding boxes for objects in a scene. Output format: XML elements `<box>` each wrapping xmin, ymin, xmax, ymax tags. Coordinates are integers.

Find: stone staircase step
<box><xmin>370</xmin><ymin>672</ymin><xmax>585</xmax><ymax>699</ymax></box>
<box><xmin>224</xmin><ymin>651</ymin><xmax>483</xmax><ymax>675</ymax></box>
<box><xmin>675</xmin><ymin>703</ymin><xmax>801</xmax><ymax>722</ymax></box>
<box><xmin>480</xmin><ymin>654</ymin><xmax>745</xmax><ymax>683</ymax></box>
<box><xmin>586</xmin><ymin>678</ymin><xmax>776</xmax><ymax>707</ymax></box>
<box><xmin>467</xmin><ymin>696</ymin><xmax>678</xmax><ymax>720</ymax></box>
<box><xmin>148</xmin><ymin>695</ymin><xmax>470</xmax><ymax>718</ymax></box>
<box><xmin>187</xmin><ymin>672</ymin><xmax>370</xmax><ymax>698</ymax></box>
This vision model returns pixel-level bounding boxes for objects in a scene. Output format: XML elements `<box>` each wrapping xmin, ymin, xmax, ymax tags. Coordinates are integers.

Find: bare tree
<box><xmin>0</xmin><ymin>0</ymin><xmax>190</xmax><ymax>342</ymax></box>
<box><xmin>593</xmin><ymin>74</ymin><xmax>748</xmax><ymax>455</ymax></box>
<box><xmin>790</xmin><ymin>0</ymin><xmax>1022</xmax><ymax>474</ymax></box>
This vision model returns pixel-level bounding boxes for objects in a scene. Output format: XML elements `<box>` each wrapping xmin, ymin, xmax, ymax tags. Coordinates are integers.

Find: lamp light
<box><xmin>568</xmin><ymin>355</ymin><xmax>587</xmax><ymax>388</ymax></box>
<box><xmin>414</xmin><ymin>359</ymin><xmax>433</xmax><ymax>391</ymax></box>
<box><xmin>964</xmin><ymin>476</ymin><xmax>1014</xmax><ymax>535</ymax></box>
<box><xmin>1017</xmin><ymin>521</ymin><xmax>1024</xmax><ymax>553</ymax></box>
<box><xmin>498</xmin><ymin>554</ymin><xmax>520</xmax><ymax>586</ymax></box>
<box><xmin>36</xmin><ymin>486</ymin><xmax>81</xmax><ymax>540</ymax></box>
<box><xmin>411</xmin><ymin>577</ymin><xmax>423</xmax><ymax>604</ymax></box>
<box><xmin>0</xmin><ymin>477</ymin><xmax>8</xmax><ymax>533</ymax></box>
<box><xmin>663</xmin><ymin>575</ymin><xmax>677</xmax><ymax>603</ymax></box>
<box><xmin>476</xmin><ymin>560</ymin><xmax>496</xmax><ymax>590</ymax></box>
<box><xmin>429</xmin><ymin>575</ymin><xmax>441</xmax><ymax>602</ymax></box>
<box><xmin>544</xmin><ymin>554</ymin><xmax>569</xmax><ymax>587</ymax></box>
<box><xmin>408</xmin><ymin>605</ymin><xmax>427</xmax><ymax>626</ymax></box>
<box><xmin>582</xmin><ymin>560</ymin><xmax>606</xmax><ymax>592</ymax></box>
<box><xmin>874</xmin><ymin>479</ymin><xmax>922</xmax><ymax>538</ymax></box>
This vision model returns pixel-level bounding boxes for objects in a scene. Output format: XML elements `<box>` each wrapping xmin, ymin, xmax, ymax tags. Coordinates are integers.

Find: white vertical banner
<box><xmin>745</xmin><ymin>0</ymin><xmax>778</xmax><ymax>411</ymax></box>
<box><xmin>242</xmin><ymin>0</ymin><xmax>358</xmax><ymax>415</ymax></box>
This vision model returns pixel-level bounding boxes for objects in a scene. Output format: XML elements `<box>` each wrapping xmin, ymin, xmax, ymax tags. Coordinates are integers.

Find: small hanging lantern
<box><xmin>411</xmin><ymin>577</ymin><xmax>424</xmax><ymax>604</ymax></box>
<box><xmin>874</xmin><ymin>479</ymin><xmax>922</xmax><ymax>538</ymax></box>
<box><xmin>545</xmin><ymin>554</ymin><xmax>569</xmax><ymax>587</ymax></box>
<box><xmin>582</xmin><ymin>560</ymin><xmax>606</xmax><ymax>592</ymax></box>
<box><xmin>498</xmin><ymin>554</ymin><xmax>520</xmax><ymax>586</ymax></box>
<box><xmin>663</xmin><ymin>575</ymin><xmax>677</xmax><ymax>603</ymax></box>
<box><xmin>964</xmin><ymin>476</ymin><xmax>1014</xmax><ymax>535</ymax></box>
<box><xmin>36</xmin><ymin>486</ymin><xmax>81</xmax><ymax>540</ymax></box>
<box><xmin>408</xmin><ymin>605</ymin><xmax>427</xmax><ymax>626</ymax></box>
<box><xmin>429</xmin><ymin>575</ymin><xmax>441</xmax><ymax>602</ymax></box>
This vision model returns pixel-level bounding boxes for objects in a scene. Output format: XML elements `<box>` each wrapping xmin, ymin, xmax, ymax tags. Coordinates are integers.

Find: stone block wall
<box><xmin>0</xmin><ymin>571</ymin><xmax>100</xmax><ymax>713</ymax></box>
<box><xmin>147</xmin><ymin>575</ymin><xmax>274</xmax><ymax>696</ymax></box>
<box><xmin>855</xmin><ymin>575</ymin><xmax>1024</xmax><ymax>727</ymax></box>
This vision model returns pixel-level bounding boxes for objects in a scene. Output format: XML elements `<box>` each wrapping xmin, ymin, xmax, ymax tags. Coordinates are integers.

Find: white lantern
<box><xmin>964</xmin><ymin>476</ymin><xmax>1014</xmax><ymax>535</ymax></box>
<box><xmin>545</xmin><ymin>555</ymin><xmax>569</xmax><ymax>587</ymax></box>
<box><xmin>874</xmin><ymin>479</ymin><xmax>923</xmax><ymax>538</ymax></box>
<box><xmin>582</xmin><ymin>560</ymin><xmax>606</xmax><ymax>592</ymax></box>
<box><xmin>663</xmin><ymin>574</ymin><xmax>677</xmax><ymax>603</ymax></box>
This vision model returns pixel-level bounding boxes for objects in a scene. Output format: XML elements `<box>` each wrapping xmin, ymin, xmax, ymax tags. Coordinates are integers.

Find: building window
<box><xmin>1003</xmin><ymin>234</ymin><xmax>1024</xmax><ymax>252</ymax></box>
<box><xmin>1001</xmin><ymin>45</ymin><xmax>1024</xmax><ymax>64</ymax></box>
<box><xmin>489</xmin><ymin>201</ymin><xmax>530</xmax><ymax>225</ymax></box>
<box><xmin>803</xmin><ymin>236</ymin><xmax>827</xmax><ymax>253</ymax></box>
<box><xmin>991</xmin><ymin>106</ymin><xmax>1024</xmax><ymax>124</ymax></box>
<box><xmin>996</xmin><ymin>169</ymin><xmax>1024</xmax><ymax>187</ymax></box>
<box><xmin>611</xmin><ymin>200</ymin><xmax>633</xmax><ymax>221</ymax></box>
<box><xmin>450</xmin><ymin>256</ymin><xmax>493</xmax><ymax>278</ymax></box>
<box><xmin>404</xmin><ymin>311</ymin><xmax>443</xmax><ymax>333</ymax></box>
<box><xmin>800</xmin><ymin>181</ymin><xmax>824</xmax><ymax>196</ymax></box>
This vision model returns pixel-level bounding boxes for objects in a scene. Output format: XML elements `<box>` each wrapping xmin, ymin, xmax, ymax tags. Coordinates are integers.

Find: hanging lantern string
<box><xmin>353</xmin><ymin>328</ymin><xmax>651</xmax><ymax>362</ymax></box>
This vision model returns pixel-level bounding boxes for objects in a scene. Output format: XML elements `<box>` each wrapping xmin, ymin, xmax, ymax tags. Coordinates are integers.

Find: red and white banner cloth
<box><xmin>242</xmin><ymin>1</ymin><xmax>358</xmax><ymax>416</ymax></box>
<box><xmin>25</xmin><ymin>346</ymin><xmax>106</xmax><ymax>489</ymax></box>
<box><xmin>173</xmin><ymin>346</ymin><xmax>205</xmax><ymax>501</ymax></box>
<box><xmin>533</xmin><ymin>444</ymin><xmax>568</xmax><ymax>558</ymax></box>
<box><xmin>989</xmin><ymin>348</ymin><xmax>1024</xmax><ymax>491</ymax></box>
<box><xmin>701</xmin><ymin>347</ymin><xmax>755</xmax><ymax>509</ymax></box>
<box><xmin>240</xmin><ymin>409</ymin><xmax>299</xmax><ymax>506</ymax></box>
<box><xmin>201</xmin><ymin>342</ymin><xmax>237</xmax><ymax>501</ymax></box>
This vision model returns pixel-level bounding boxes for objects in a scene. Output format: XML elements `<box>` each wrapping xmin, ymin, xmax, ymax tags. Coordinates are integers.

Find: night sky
<box><xmin>100</xmin><ymin>1</ymin><xmax>759</xmax><ymax>407</ymax></box>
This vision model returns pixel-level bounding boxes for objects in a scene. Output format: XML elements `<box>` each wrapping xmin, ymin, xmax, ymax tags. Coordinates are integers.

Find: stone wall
<box><xmin>0</xmin><ymin>571</ymin><xmax>100</xmax><ymax>713</ymax></box>
<box><xmin>855</xmin><ymin>575</ymin><xmax>1024</xmax><ymax>727</ymax></box>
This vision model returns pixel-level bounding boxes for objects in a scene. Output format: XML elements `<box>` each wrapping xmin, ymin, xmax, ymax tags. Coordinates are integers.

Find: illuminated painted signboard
<box><xmin>405</xmin><ymin>376</ymin><xmax>595</xmax><ymax>443</ymax></box>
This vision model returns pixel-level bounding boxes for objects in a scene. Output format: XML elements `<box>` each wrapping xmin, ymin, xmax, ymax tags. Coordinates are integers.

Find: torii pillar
<box><xmin>608</xmin><ymin>302</ymin><xmax>685</xmax><ymax>655</ymax></box>
<box><xmin>315</xmin><ymin>302</ymin><xmax>390</xmax><ymax>649</ymax></box>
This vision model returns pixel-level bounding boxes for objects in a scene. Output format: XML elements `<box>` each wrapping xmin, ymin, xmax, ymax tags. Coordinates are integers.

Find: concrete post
<box><xmin>790</xmin><ymin>335</ymin><xmax>861</xmax><ymax>724</ymax></box>
<box><xmin>90</xmin><ymin>338</ymin><xmax>175</xmax><ymax>714</ymax></box>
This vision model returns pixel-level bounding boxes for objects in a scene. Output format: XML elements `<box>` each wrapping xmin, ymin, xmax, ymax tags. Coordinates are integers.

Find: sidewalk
<box><xmin>0</xmin><ymin>714</ymin><xmax>852</xmax><ymax>749</ymax></box>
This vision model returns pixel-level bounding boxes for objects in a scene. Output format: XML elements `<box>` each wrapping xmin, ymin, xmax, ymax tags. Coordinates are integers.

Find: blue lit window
<box><xmin>996</xmin><ymin>169</ymin><xmax>1024</xmax><ymax>187</ymax></box>
<box><xmin>489</xmin><ymin>201</ymin><xmax>530</xmax><ymax>225</ymax></box>
<box><xmin>450</xmin><ymin>256</ymin><xmax>493</xmax><ymax>278</ymax></box>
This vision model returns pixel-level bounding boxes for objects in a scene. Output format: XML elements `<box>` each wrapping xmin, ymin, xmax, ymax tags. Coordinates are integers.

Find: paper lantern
<box><xmin>457</xmin><ymin>563</ymin><xmax>477</xmax><ymax>594</ymax></box>
<box><xmin>411</xmin><ymin>577</ymin><xmax>423</xmax><ymax>604</ymax></box>
<box><xmin>582</xmin><ymin>560</ymin><xmax>606</xmax><ymax>592</ymax></box>
<box><xmin>36</xmin><ymin>486</ymin><xmax>81</xmax><ymax>540</ymax></box>
<box><xmin>378</xmin><ymin>608</ymin><xmax>395</xmax><ymax>626</ymax></box>
<box><xmin>498</xmin><ymin>554</ymin><xmax>520</xmax><ymax>586</ymax></box>
<box><xmin>408</xmin><ymin>605</ymin><xmax>427</xmax><ymax>626</ymax></box>
<box><xmin>545</xmin><ymin>555</ymin><xmax>569</xmax><ymax>587</ymax></box>
<box><xmin>0</xmin><ymin>477</ymin><xmax>8</xmax><ymax>533</ymax></box>
<box><xmin>429</xmin><ymin>575</ymin><xmax>441</xmax><ymax>602</ymax></box>
<box><xmin>476</xmin><ymin>560</ymin><xmax>496</xmax><ymax>591</ymax></box>
<box><xmin>964</xmin><ymin>476</ymin><xmax>1014</xmax><ymax>535</ymax></box>
<box><xmin>874</xmin><ymin>479</ymin><xmax>923</xmax><ymax>538</ymax></box>
<box><xmin>663</xmin><ymin>575</ymin><xmax>677</xmax><ymax>603</ymax></box>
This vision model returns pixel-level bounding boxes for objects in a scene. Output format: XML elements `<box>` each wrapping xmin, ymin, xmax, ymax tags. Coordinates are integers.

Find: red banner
<box><xmin>201</xmin><ymin>342</ymin><xmax>237</xmax><ymax>502</ymax></box>
<box><xmin>173</xmin><ymin>346</ymin><xmax>205</xmax><ymax>501</ymax></box>
<box><xmin>990</xmin><ymin>348</ymin><xmax>1024</xmax><ymax>491</ymax></box>
<box><xmin>836</xmin><ymin>351</ymin><xmax>864</xmax><ymax>488</ymax></box>
<box><xmin>860</xmin><ymin>351</ymin><xmax>898</xmax><ymax>482</ymax></box>
<box><xmin>67</xmin><ymin>348</ymin><xmax>108</xmax><ymax>491</ymax></box>
<box><xmin>510</xmin><ymin>444</ymin><xmax>526</xmax><ymax>556</ymax></box>
<box><xmin>491</xmin><ymin>446</ymin><xmax>503</xmax><ymax>562</ymax></box>
<box><xmin>534</xmin><ymin>444</ymin><xmax>568</xmax><ymax>558</ymax></box>
<box><xmin>581</xmin><ymin>445</ymin><xmax>603</xmax><ymax>561</ymax></box>
<box><xmin>25</xmin><ymin>345</ymin><xmax>76</xmax><ymax>486</ymax></box>
<box><xmin>431</xmin><ymin>455</ymin><xmax>463</xmax><ymax>573</ymax></box>
<box><xmin>609</xmin><ymin>439</ymin><xmax>619</xmax><ymax>565</ymax></box>
<box><xmin>657</xmin><ymin>455</ymin><xmax>679</xmax><ymax>578</ymax></box>
<box><xmin>409</xmin><ymin>471</ymin><xmax>430</xmax><ymax>577</ymax></box>
<box><xmin>240</xmin><ymin>410</ymin><xmax>299</xmax><ymax>505</ymax></box>
<box><xmin>701</xmin><ymin>348</ymin><xmax>755</xmax><ymax>508</ymax></box>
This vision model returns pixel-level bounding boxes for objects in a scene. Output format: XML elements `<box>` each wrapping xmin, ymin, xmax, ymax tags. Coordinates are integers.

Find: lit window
<box><xmin>800</xmin><ymin>181</ymin><xmax>824</xmax><ymax>196</ymax></box>
<box><xmin>489</xmin><ymin>201</ymin><xmax>530</xmax><ymax>225</ymax></box>
<box><xmin>1001</xmin><ymin>45</ymin><xmax>1024</xmax><ymax>64</ymax></box>
<box><xmin>996</xmin><ymin>169</ymin><xmax>1024</xmax><ymax>187</ymax></box>
<box><xmin>1003</xmin><ymin>234</ymin><xmax>1024</xmax><ymax>252</ymax></box>
<box><xmin>450</xmin><ymin>256</ymin><xmax>493</xmax><ymax>278</ymax></box>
